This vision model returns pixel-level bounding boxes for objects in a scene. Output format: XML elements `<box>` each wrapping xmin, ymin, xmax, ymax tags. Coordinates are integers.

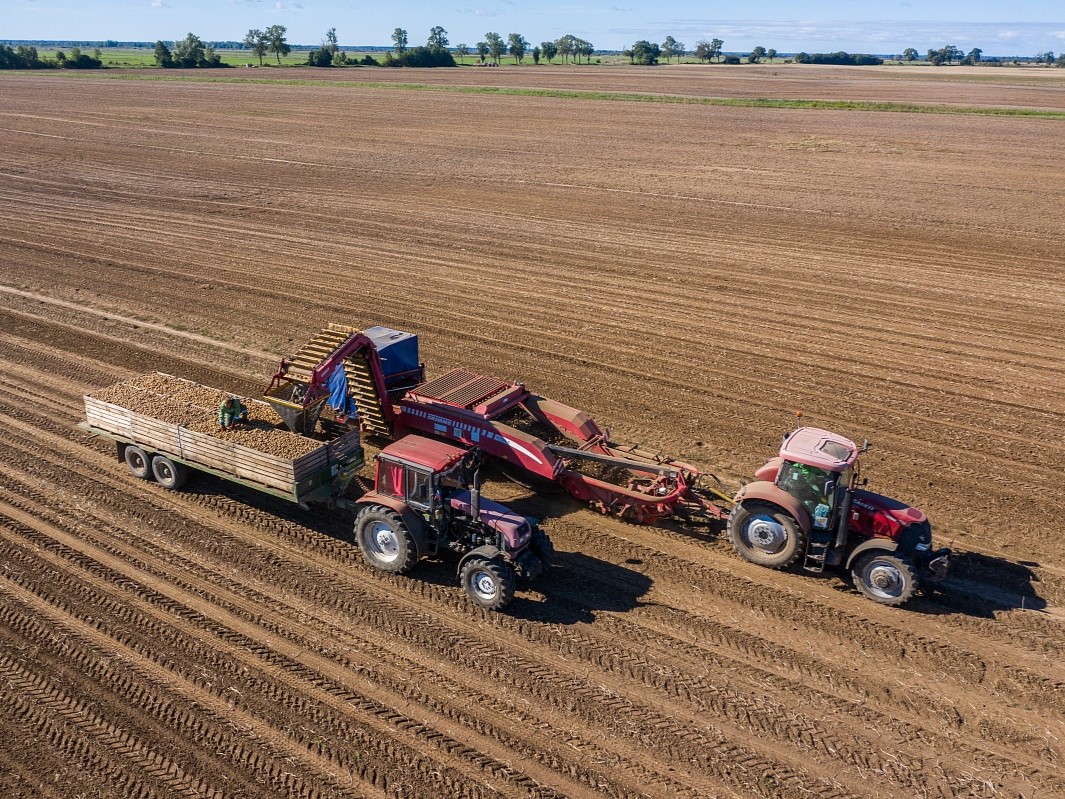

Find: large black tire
<box><xmin>354</xmin><ymin>506</ymin><xmax>419</xmax><ymax>574</ymax></box>
<box><xmin>531</xmin><ymin>527</ymin><xmax>555</xmax><ymax>569</ymax></box>
<box><xmin>851</xmin><ymin>551</ymin><xmax>917</xmax><ymax>606</ymax></box>
<box><xmin>460</xmin><ymin>558</ymin><xmax>516</xmax><ymax>610</ymax></box>
<box><xmin>727</xmin><ymin>500</ymin><xmax>807</xmax><ymax>569</ymax></box>
<box><xmin>151</xmin><ymin>455</ymin><xmax>188</xmax><ymax>490</ymax></box>
<box><xmin>124</xmin><ymin>445</ymin><xmax>152</xmax><ymax>480</ymax></box>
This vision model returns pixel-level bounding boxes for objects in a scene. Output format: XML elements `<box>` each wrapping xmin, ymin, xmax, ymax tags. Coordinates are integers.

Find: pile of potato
<box><xmin>90</xmin><ymin>373</ymin><xmax>323</xmax><ymax>459</ymax></box>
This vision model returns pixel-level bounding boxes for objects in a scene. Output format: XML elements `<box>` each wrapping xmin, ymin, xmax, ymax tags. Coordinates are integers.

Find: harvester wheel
<box><xmin>531</xmin><ymin>527</ymin><xmax>555</xmax><ymax>569</ymax></box>
<box><xmin>851</xmin><ymin>551</ymin><xmax>917</xmax><ymax>606</ymax></box>
<box><xmin>728</xmin><ymin>500</ymin><xmax>806</xmax><ymax>569</ymax></box>
<box><xmin>460</xmin><ymin>558</ymin><xmax>516</xmax><ymax>610</ymax></box>
<box><xmin>151</xmin><ymin>455</ymin><xmax>188</xmax><ymax>490</ymax></box>
<box><xmin>124</xmin><ymin>445</ymin><xmax>152</xmax><ymax>480</ymax></box>
<box><xmin>354</xmin><ymin>506</ymin><xmax>418</xmax><ymax>574</ymax></box>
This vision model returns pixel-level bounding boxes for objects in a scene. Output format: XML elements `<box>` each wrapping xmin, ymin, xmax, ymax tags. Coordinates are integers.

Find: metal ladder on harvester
<box><xmin>282</xmin><ymin>323</ymin><xmax>392</xmax><ymax>438</ymax></box>
<box><xmin>343</xmin><ymin>349</ymin><xmax>391</xmax><ymax>438</ymax></box>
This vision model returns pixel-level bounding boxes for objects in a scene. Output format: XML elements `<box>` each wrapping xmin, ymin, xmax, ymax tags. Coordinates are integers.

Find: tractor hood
<box><xmin>853</xmin><ymin>490</ymin><xmax>927</xmax><ymax>525</ymax></box>
<box><xmin>852</xmin><ymin>489</ymin><xmax>928</xmax><ymax>539</ymax></box>
<box><xmin>449</xmin><ymin>490</ymin><xmax>532</xmax><ymax>549</ymax></box>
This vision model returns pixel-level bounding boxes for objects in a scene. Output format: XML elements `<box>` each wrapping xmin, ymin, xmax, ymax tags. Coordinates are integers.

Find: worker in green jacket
<box><xmin>218</xmin><ymin>396</ymin><xmax>249</xmax><ymax>430</ymax></box>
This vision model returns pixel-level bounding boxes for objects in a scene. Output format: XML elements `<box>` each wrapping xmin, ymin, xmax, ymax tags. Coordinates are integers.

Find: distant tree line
<box><xmin>0</xmin><ymin>43</ymin><xmax>102</xmax><ymax>68</ymax></box>
<box><xmin>794</xmin><ymin>51</ymin><xmax>883</xmax><ymax>66</ymax></box>
<box><xmin>7</xmin><ymin>27</ymin><xmax>1065</xmax><ymax>72</ymax></box>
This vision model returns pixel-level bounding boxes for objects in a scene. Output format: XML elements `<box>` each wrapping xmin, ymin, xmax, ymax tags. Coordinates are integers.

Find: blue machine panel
<box><xmin>364</xmin><ymin>326</ymin><xmax>420</xmax><ymax>378</ymax></box>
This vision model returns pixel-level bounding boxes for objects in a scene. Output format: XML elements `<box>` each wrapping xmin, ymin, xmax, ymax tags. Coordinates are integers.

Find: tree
<box><xmin>661</xmin><ymin>35</ymin><xmax>679</xmax><ymax>63</ymax></box>
<box><xmin>485</xmin><ymin>31</ymin><xmax>505</xmax><ymax>64</ymax></box>
<box><xmin>1058</xmin><ymin>53</ymin><xmax>1065</xmax><ymax>67</ymax></box>
<box><xmin>427</xmin><ymin>26</ymin><xmax>448</xmax><ymax>53</ymax></box>
<box><xmin>576</xmin><ymin>38</ymin><xmax>594</xmax><ymax>64</ymax></box>
<box><xmin>307</xmin><ymin>47</ymin><xmax>332</xmax><ymax>67</ymax></box>
<box><xmin>172</xmin><ymin>32</ymin><xmax>206</xmax><ymax>67</ymax></box>
<box><xmin>532</xmin><ymin>46</ymin><xmax>540</xmax><ymax>65</ymax></box>
<box><xmin>540</xmin><ymin>40</ymin><xmax>557</xmax><ymax>63</ymax></box>
<box><xmin>1045</xmin><ymin>51</ymin><xmax>1056</xmax><ymax>66</ymax></box>
<box><xmin>622</xmin><ymin>47</ymin><xmax>634</xmax><ymax>64</ymax></box>
<box><xmin>693</xmin><ymin>39</ymin><xmax>711</xmax><ymax>62</ymax></box>
<box><xmin>266</xmin><ymin>25</ymin><xmax>290</xmax><ymax>64</ymax></box>
<box><xmin>476</xmin><ymin>41</ymin><xmax>489</xmax><ymax>63</ymax></box>
<box><xmin>901</xmin><ymin>47</ymin><xmax>918</xmax><ymax>62</ymax></box>
<box><xmin>326</xmin><ymin>27</ymin><xmax>338</xmax><ymax>55</ymax></box>
<box><xmin>455</xmin><ymin>43</ymin><xmax>469</xmax><ymax>63</ymax></box>
<box><xmin>243</xmin><ymin>28</ymin><xmax>268</xmax><ymax>66</ymax></box>
<box><xmin>631</xmin><ymin>40</ymin><xmax>660</xmax><ymax>65</ymax></box>
<box><xmin>710</xmin><ymin>38</ymin><xmax>724</xmax><ymax>62</ymax></box>
<box><xmin>391</xmin><ymin>27</ymin><xmax>408</xmax><ymax>54</ymax></box>
<box><xmin>507</xmin><ymin>33</ymin><xmax>528</xmax><ymax>64</ymax></box>
<box><xmin>556</xmin><ymin>34</ymin><xmax>575</xmax><ymax>63</ymax></box>
<box><xmin>153</xmin><ymin>40</ymin><xmax>174</xmax><ymax>68</ymax></box>
<box><xmin>766</xmin><ymin>48</ymin><xmax>777</xmax><ymax>62</ymax></box>
<box><xmin>748</xmin><ymin>45</ymin><xmax>767</xmax><ymax>64</ymax></box>
<box><xmin>963</xmin><ymin>47</ymin><xmax>982</xmax><ymax>65</ymax></box>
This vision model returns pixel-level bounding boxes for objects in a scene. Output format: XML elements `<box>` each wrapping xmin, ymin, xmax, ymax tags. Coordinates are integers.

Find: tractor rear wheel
<box><xmin>354</xmin><ymin>506</ymin><xmax>418</xmax><ymax>574</ymax></box>
<box><xmin>728</xmin><ymin>500</ymin><xmax>806</xmax><ymax>569</ymax></box>
<box><xmin>460</xmin><ymin>558</ymin><xmax>516</xmax><ymax>610</ymax></box>
<box><xmin>851</xmin><ymin>551</ymin><xmax>917</xmax><ymax>606</ymax></box>
<box><xmin>151</xmin><ymin>455</ymin><xmax>188</xmax><ymax>490</ymax></box>
<box><xmin>124</xmin><ymin>445</ymin><xmax>152</xmax><ymax>479</ymax></box>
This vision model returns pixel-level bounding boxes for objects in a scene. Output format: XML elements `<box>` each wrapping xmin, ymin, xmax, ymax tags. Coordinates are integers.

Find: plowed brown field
<box><xmin>1</xmin><ymin>66</ymin><xmax>1063</xmax><ymax>799</ymax></box>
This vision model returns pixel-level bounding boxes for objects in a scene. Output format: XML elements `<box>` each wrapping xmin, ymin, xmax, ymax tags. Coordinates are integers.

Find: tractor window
<box><xmin>376</xmin><ymin>460</ymin><xmax>405</xmax><ymax>499</ymax></box>
<box><xmin>406</xmin><ymin>469</ymin><xmax>432</xmax><ymax>509</ymax></box>
<box><xmin>437</xmin><ymin>462</ymin><xmax>464</xmax><ymax>490</ymax></box>
<box><xmin>777</xmin><ymin>461</ymin><xmax>837</xmax><ymax>516</ymax></box>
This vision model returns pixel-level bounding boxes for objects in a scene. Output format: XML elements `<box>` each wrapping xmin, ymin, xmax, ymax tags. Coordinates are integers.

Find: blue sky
<box><xmin>5</xmin><ymin>0</ymin><xmax>1064</xmax><ymax>55</ymax></box>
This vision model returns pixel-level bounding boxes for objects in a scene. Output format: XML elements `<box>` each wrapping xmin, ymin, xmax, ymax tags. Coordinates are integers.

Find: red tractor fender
<box><xmin>457</xmin><ymin>544</ymin><xmax>506</xmax><ymax>577</ymax></box>
<box><xmin>356</xmin><ymin>491</ymin><xmax>428</xmax><ymax>556</ymax></box>
<box><xmin>844</xmin><ymin>537</ymin><xmax>899</xmax><ymax>570</ymax></box>
<box><xmin>734</xmin><ymin>480</ymin><xmax>813</xmax><ymax>534</ymax></box>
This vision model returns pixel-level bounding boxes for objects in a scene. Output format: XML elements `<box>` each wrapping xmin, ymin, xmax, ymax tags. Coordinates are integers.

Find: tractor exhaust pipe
<box><xmin>470</xmin><ymin>459</ymin><xmax>481</xmax><ymax>521</ymax></box>
<box><xmin>835</xmin><ymin>488</ymin><xmax>854</xmax><ymax>549</ymax></box>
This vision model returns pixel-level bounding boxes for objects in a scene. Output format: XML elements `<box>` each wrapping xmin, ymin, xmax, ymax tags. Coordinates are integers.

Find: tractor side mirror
<box><xmin>862</xmin><ymin>477</ymin><xmax>868</xmax><ymax>486</ymax></box>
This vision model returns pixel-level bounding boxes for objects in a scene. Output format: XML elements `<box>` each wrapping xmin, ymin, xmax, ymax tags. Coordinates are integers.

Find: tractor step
<box><xmin>803</xmin><ymin>532</ymin><xmax>833</xmax><ymax>573</ymax></box>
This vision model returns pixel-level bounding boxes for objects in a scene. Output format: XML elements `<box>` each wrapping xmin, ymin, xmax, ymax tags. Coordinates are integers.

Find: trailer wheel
<box><xmin>460</xmin><ymin>558</ymin><xmax>516</xmax><ymax>610</ymax></box>
<box><xmin>531</xmin><ymin>527</ymin><xmax>555</xmax><ymax>569</ymax></box>
<box><xmin>851</xmin><ymin>551</ymin><xmax>917</xmax><ymax>606</ymax></box>
<box><xmin>124</xmin><ymin>445</ymin><xmax>152</xmax><ymax>479</ymax></box>
<box><xmin>728</xmin><ymin>500</ymin><xmax>806</xmax><ymax>569</ymax></box>
<box><xmin>151</xmin><ymin>455</ymin><xmax>188</xmax><ymax>490</ymax></box>
<box><xmin>354</xmin><ymin>506</ymin><xmax>418</xmax><ymax>574</ymax></box>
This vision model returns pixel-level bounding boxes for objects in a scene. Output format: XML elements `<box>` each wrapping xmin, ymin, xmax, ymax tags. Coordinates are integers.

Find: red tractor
<box><xmin>727</xmin><ymin>427</ymin><xmax>950</xmax><ymax>606</ymax></box>
<box><xmin>346</xmin><ymin>435</ymin><xmax>554</xmax><ymax>610</ymax></box>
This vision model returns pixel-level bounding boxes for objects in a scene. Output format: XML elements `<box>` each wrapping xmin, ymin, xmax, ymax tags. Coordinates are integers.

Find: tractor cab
<box><xmin>775</xmin><ymin>427</ymin><xmax>858</xmax><ymax>530</ymax></box>
<box><xmin>375</xmin><ymin>435</ymin><xmax>468</xmax><ymax>521</ymax></box>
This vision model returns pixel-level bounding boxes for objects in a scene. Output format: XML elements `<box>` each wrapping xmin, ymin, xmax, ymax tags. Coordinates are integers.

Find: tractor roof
<box><xmin>780</xmin><ymin>427</ymin><xmax>858</xmax><ymax>472</ymax></box>
<box><xmin>380</xmin><ymin>434</ymin><xmax>467</xmax><ymax>473</ymax></box>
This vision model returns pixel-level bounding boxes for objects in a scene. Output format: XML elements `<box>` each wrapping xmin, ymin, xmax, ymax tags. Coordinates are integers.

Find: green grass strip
<box><xmin>21</xmin><ymin>70</ymin><xmax>1065</xmax><ymax>119</ymax></box>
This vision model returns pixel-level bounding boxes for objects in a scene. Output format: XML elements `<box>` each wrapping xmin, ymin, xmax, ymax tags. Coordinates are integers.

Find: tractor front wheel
<box><xmin>531</xmin><ymin>527</ymin><xmax>555</xmax><ymax>569</ymax></box>
<box><xmin>354</xmin><ymin>506</ymin><xmax>418</xmax><ymax>574</ymax></box>
<box><xmin>727</xmin><ymin>500</ymin><xmax>806</xmax><ymax>569</ymax></box>
<box><xmin>460</xmin><ymin>558</ymin><xmax>516</xmax><ymax>610</ymax></box>
<box><xmin>851</xmin><ymin>551</ymin><xmax>917</xmax><ymax>606</ymax></box>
